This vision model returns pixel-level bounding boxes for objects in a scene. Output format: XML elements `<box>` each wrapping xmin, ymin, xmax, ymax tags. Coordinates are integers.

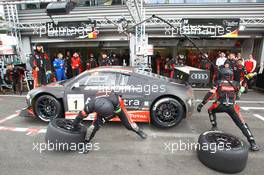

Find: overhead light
<box><xmin>46</xmin><ymin>1</ymin><xmax>76</xmax><ymax>16</ymax></box>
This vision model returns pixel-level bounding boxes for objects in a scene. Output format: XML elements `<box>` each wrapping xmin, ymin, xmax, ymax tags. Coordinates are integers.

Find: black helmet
<box><xmin>94</xmin><ymin>98</ymin><xmax>114</xmax><ymax>118</ymax></box>
<box><xmin>219</xmin><ymin>67</ymin><xmax>233</xmax><ymax>81</ymax></box>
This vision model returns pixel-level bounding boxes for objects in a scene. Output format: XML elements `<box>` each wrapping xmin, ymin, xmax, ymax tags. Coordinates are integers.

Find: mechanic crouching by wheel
<box><xmin>71</xmin><ymin>92</ymin><xmax>147</xmax><ymax>153</ymax></box>
<box><xmin>196</xmin><ymin>61</ymin><xmax>260</xmax><ymax>151</ymax></box>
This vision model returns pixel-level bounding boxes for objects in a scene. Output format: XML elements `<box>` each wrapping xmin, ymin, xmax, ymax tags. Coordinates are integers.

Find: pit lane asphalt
<box><xmin>0</xmin><ymin>91</ymin><xmax>264</xmax><ymax>175</ymax></box>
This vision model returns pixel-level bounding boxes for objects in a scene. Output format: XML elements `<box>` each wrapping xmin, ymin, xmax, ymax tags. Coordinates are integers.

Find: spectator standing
<box><xmin>98</xmin><ymin>52</ymin><xmax>111</xmax><ymax>66</ymax></box>
<box><xmin>71</xmin><ymin>52</ymin><xmax>81</xmax><ymax>77</ymax></box>
<box><xmin>177</xmin><ymin>54</ymin><xmax>186</xmax><ymax>66</ymax></box>
<box><xmin>65</xmin><ymin>51</ymin><xmax>73</xmax><ymax>79</ymax></box>
<box><xmin>110</xmin><ymin>53</ymin><xmax>120</xmax><ymax>66</ymax></box>
<box><xmin>216</xmin><ymin>52</ymin><xmax>227</xmax><ymax>67</ymax></box>
<box><xmin>30</xmin><ymin>44</ymin><xmax>48</xmax><ymax>88</ymax></box>
<box><xmin>44</xmin><ymin>52</ymin><xmax>52</xmax><ymax>84</ymax></box>
<box><xmin>227</xmin><ymin>53</ymin><xmax>237</xmax><ymax>70</ymax></box>
<box><xmin>86</xmin><ymin>53</ymin><xmax>98</xmax><ymax>70</ymax></box>
<box><xmin>53</xmin><ymin>53</ymin><xmax>67</xmax><ymax>81</ymax></box>
<box><xmin>244</xmin><ymin>54</ymin><xmax>257</xmax><ymax>73</ymax></box>
<box><xmin>236</xmin><ymin>53</ymin><xmax>244</xmax><ymax>66</ymax></box>
<box><xmin>156</xmin><ymin>56</ymin><xmax>166</xmax><ymax>75</ymax></box>
<box><xmin>6</xmin><ymin>63</ymin><xmax>24</xmax><ymax>94</ymax></box>
<box><xmin>233</xmin><ymin>58</ymin><xmax>246</xmax><ymax>83</ymax></box>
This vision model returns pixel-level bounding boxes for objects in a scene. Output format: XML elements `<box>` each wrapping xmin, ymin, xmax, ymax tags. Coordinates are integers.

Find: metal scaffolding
<box><xmin>1</xmin><ymin>0</ymin><xmax>264</xmax><ymax>63</ymax></box>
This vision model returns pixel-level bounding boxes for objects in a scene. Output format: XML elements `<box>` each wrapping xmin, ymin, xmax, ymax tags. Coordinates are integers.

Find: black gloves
<box><xmin>197</xmin><ymin>103</ymin><xmax>204</xmax><ymax>113</ymax></box>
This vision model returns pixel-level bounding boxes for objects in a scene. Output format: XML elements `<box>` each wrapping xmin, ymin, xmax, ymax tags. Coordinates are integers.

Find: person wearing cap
<box><xmin>196</xmin><ymin>60</ymin><xmax>260</xmax><ymax>151</ymax></box>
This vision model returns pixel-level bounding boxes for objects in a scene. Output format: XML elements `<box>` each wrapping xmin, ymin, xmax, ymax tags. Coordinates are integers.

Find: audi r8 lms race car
<box><xmin>20</xmin><ymin>66</ymin><xmax>195</xmax><ymax>128</ymax></box>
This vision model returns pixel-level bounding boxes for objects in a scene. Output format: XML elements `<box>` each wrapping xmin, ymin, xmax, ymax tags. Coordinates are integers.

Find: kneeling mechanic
<box><xmin>71</xmin><ymin>92</ymin><xmax>147</xmax><ymax>153</ymax></box>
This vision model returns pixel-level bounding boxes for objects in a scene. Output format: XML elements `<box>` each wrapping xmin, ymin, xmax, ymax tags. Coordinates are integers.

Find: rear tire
<box><xmin>33</xmin><ymin>95</ymin><xmax>62</xmax><ymax>122</ymax></box>
<box><xmin>197</xmin><ymin>130</ymin><xmax>248</xmax><ymax>173</ymax></box>
<box><xmin>151</xmin><ymin>97</ymin><xmax>184</xmax><ymax>128</ymax></box>
<box><xmin>45</xmin><ymin>118</ymin><xmax>87</xmax><ymax>151</ymax></box>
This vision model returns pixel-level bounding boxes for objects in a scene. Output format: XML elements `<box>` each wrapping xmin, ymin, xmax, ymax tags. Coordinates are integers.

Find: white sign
<box><xmin>145</xmin><ymin>44</ymin><xmax>154</xmax><ymax>56</ymax></box>
<box><xmin>67</xmin><ymin>94</ymin><xmax>84</xmax><ymax>111</ymax></box>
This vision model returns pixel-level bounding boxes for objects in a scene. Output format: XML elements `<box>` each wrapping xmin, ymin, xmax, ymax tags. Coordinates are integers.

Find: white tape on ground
<box><xmin>0</xmin><ymin>114</ymin><xmax>18</xmax><ymax>124</ymax></box>
<box><xmin>0</xmin><ymin>126</ymin><xmax>46</xmax><ymax>135</ymax></box>
<box><xmin>0</xmin><ymin>95</ymin><xmax>26</xmax><ymax>98</ymax></box>
<box><xmin>195</xmin><ymin>99</ymin><xmax>264</xmax><ymax>104</ymax></box>
<box><xmin>241</xmin><ymin>107</ymin><xmax>264</xmax><ymax>111</ymax></box>
<box><xmin>253</xmin><ymin>114</ymin><xmax>264</xmax><ymax>122</ymax></box>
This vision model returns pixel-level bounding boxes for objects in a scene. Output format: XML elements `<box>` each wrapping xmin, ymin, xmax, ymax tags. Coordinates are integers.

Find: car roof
<box><xmin>88</xmin><ymin>66</ymin><xmax>134</xmax><ymax>74</ymax></box>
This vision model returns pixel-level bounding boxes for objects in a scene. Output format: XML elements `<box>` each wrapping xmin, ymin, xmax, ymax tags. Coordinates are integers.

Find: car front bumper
<box><xmin>19</xmin><ymin>106</ymin><xmax>35</xmax><ymax>118</ymax></box>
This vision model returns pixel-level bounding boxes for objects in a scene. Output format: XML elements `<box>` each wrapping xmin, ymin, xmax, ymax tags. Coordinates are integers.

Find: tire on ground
<box><xmin>33</xmin><ymin>94</ymin><xmax>62</xmax><ymax>122</ymax></box>
<box><xmin>151</xmin><ymin>97</ymin><xmax>184</xmax><ymax>128</ymax></box>
<box><xmin>197</xmin><ymin>130</ymin><xmax>248</xmax><ymax>173</ymax></box>
<box><xmin>45</xmin><ymin>118</ymin><xmax>87</xmax><ymax>151</ymax></box>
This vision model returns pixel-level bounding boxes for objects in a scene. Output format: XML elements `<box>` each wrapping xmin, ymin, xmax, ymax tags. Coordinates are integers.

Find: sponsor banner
<box><xmin>46</xmin><ymin>21</ymin><xmax>98</xmax><ymax>38</ymax></box>
<box><xmin>165</xmin><ymin>19</ymin><xmax>239</xmax><ymax>38</ymax></box>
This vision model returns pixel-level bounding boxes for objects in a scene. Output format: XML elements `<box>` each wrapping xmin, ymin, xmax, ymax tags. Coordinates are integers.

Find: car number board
<box><xmin>67</xmin><ymin>94</ymin><xmax>84</xmax><ymax>111</ymax></box>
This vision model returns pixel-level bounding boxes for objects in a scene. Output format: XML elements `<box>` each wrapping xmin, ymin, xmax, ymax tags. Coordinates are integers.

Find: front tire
<box><xmin>33</xmin><ymin>95</ymin><xmax>62</xmax><ymax>122</ymax></box>
<box><xmin>151</xmin><ymin>97</ymin><xmax>184</xmax><ymax>128</ymax></box>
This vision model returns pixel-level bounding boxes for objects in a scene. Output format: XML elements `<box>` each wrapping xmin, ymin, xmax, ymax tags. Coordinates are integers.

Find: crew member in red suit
<box><xmin>71</xmin><ymin>52</ymin><xmax>81</xmax><ymax>77</ymax></box>
<box><xmin>43</xmin><ymin>52</ymin><xmax>52</xmax><ymax>83</ymax></box>
<box><xmin>244</xmin><ymin>54</ymin><xmax>257</xmax><ymax>73</ymax></box>
<box><xmin>156</xmin><ymin>56</ymin><xmax>166</xmax><ymax>75</ymax></box>
<box><xmin>197</xmin><ymin>61</ymin><xmax>259</xmax><ymax>151</ymax></box>
<box><xmin>163</xmin><ymin>57</ymin><xmax>173</xmax><ymax>77</ymax></box>
<box><xmin>188</xmin><ymin>51</ymin><xmax>197</xmax><ymax>67</ymax></box>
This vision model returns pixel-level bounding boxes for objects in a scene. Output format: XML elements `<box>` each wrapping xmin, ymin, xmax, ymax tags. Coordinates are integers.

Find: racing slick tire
<box><xmin>151</xmin><ymin>97</ymin><xmax>184</xmax><ymax>128</ymax></box>
<box><xmin>33</xmin><ymin>94</ymin><xmax>62</xmax><ymax>122</ymax></box>
<box><xmin>45</xmin><ymin>118</ymin><xmax>87</xmax><ymax>151</ymax></box>
<box><xmin>197</xmin><ymin>130</ymin><xmax>248</xmax><ymax>173</ymax></box>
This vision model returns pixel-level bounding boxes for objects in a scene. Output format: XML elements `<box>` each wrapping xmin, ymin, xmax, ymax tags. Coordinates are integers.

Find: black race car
<box><xmin>21</xmin><ymin>66</ymin><xmax>195</xmax><ymax>128</ymax></box>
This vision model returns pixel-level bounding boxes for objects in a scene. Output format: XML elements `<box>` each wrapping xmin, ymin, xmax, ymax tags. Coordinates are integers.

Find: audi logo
<box><xmin>190</xmin><ymin>73</ymin><xmax>209</xmax><ymax>80</ymax></box>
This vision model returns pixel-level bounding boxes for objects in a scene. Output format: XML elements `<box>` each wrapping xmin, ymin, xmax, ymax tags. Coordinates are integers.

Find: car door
<box><xmin>117</xmin><ymin>73</ymin><xmax>149</xmax><ymax>111</ymax></box>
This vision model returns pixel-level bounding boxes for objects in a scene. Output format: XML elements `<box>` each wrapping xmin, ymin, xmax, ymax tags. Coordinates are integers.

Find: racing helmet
<box><xmin>219</xmin><ymin>67</ymin><xmax>234</xmax><ymax>81</ymax></box>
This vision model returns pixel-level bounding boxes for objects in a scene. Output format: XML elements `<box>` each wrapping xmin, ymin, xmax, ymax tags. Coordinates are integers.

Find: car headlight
<box><xmin>26</xmin><ymin>94</ymin><xmax>31</xmax><ymax>100</ymax></box>
<box><xmin>187</xmin><ymin>98</ymin><xmax>193</xmax><ymax>107</ymax></box>
<box><xmin>26</xmin><ymin>94</ymin><xmax>32</xmax><ymax>105</ymax></box>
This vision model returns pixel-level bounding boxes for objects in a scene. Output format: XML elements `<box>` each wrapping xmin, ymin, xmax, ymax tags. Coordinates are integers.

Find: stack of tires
<box><xmin>197</xmin><ymin>130</ymin><xmax>249</xmax><ymax>173</ymax></box>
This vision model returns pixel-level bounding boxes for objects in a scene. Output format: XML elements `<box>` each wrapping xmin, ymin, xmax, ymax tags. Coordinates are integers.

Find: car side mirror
<box><xmin>72</xmin><ymin>82</ymin><xmax>80</xmax><ymax>89</ymax></box>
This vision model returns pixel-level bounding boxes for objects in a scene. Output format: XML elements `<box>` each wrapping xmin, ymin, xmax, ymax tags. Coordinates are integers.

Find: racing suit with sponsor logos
<box><xmin>53</xmin><ymin>58</ymin><xmax>67</xmax><ymax>81</ymax></box>
<box><xmin>72</xmin><ymin>92</ymin><xmax>147</xmax><ymax>152</ymax></box>
<box><xmin>30</xmin><ymin>51</ymin><xmax>48</xmax><ymax>87</ymax></box>
<box><xmin>197</xmin><ymin>77</ymin><xmax>259</xmax><ymax>151</ymax></box>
